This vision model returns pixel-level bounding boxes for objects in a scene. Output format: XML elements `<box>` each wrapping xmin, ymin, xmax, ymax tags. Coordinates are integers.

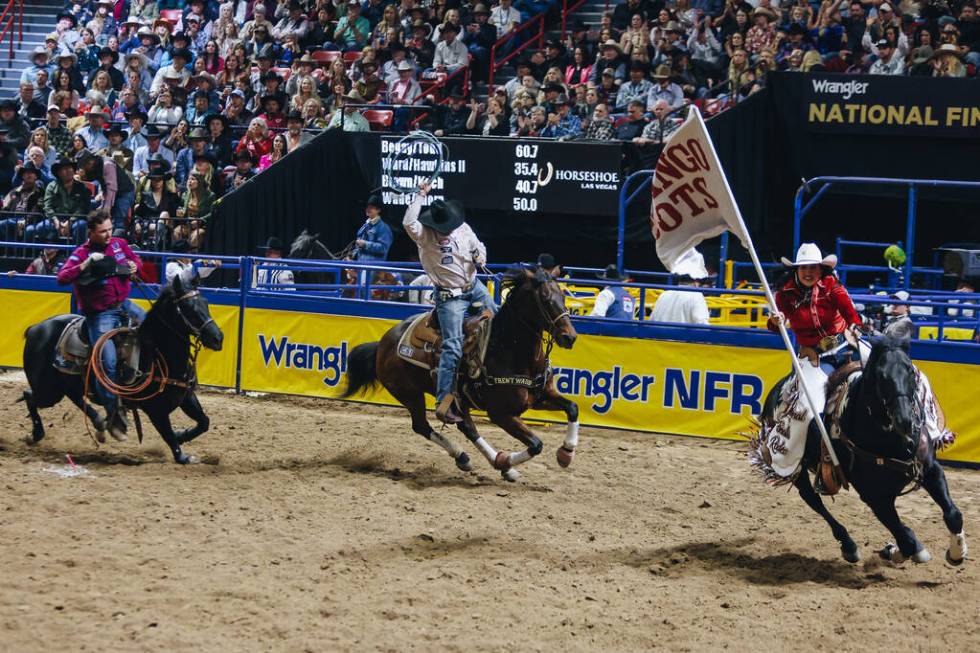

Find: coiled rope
<box><xmin>382</xmin><ymin>130</ymin><xmax>448</xmax><ymax>194</ymax></box>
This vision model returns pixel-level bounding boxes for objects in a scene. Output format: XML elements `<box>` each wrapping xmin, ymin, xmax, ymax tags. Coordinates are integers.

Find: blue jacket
<box><xmin>353</xmin><ymin>218</ymin><xmax>393</xmax><ymax>261</ymax></box>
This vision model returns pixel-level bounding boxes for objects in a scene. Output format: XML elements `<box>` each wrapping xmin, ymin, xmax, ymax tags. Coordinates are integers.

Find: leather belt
<box><xmin>816</xmin><ymin>333</ymin><xmax>844</xmax><ymax>352</ymax></box>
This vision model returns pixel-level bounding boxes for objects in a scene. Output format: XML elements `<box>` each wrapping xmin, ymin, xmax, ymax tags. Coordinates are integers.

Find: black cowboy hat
<box><xmin>597</xmin><ymin>264</ymin><xmax>623</xmax><ymax>281</ymax></box>
<box><xmin>260</xmin><ymin>93</ymin><xmax>283</xmax><ymax>107</ymax></box>
<box><xmin>366</xmin><ymin>194</ymin><xmax>383</xmax><ymax>209</ymax></box>
<box><xmin>260</xmin><ymin>70</ymin><xmax>282</xmax><ymax>83</ymax></box>
<box><xmin>0</xmin><ymin>98</ymin><xmax>17</xmax><ymax>111</ymax></box>
<box><xmin>233</xmin><ymin>149</ymin><xmax>256</xmax><ymax>165</ymax></box>
<box><xmin>171</xmin><ymin>47</ymin><xmax>193</xmax><ymax>61</ymax></box>
<box><xmin>51</xmin><ymin>156</ymin><xmax>76</xmax><ymax>175</ymax></box>
<box><xmin>56</xmin><ymin>11</ymin><xmax>78</xmax><ymax>26</ymax></box>
<box><xmin>14</xmin><ymin>161</ymin><xmax>41</xmax><ymax>183</ymax></box>
<box><xmin>105</xmin><ymin>124</ymin><xmax>127</xmax><ymax>138</ymax></box>
<box><xmin>203</xmin><ymin>112</ymin><xmax>229</xmax><ymax>128</ymax></box>
<box><xmin>97</xmin><ymin>46</ymin><xmax>119</xmax><ymax>64</ymax></box>
<box><xmin>258</xmin><ymin>236</ymin><xmax>284</xmax><ymax>251</ymax></box>
<box><xmin>536</xmin><ymin>252</ymin><xmax>560</xmax><ymax>270</ymax></box>
<box><xmin>124</xmin><ymin>108</ymin><xmax>148</xmax><ymax>122</ymax></box>
<box><xmin>171</xmin><ymin>31</ymin><xmax>191</xmax><ymax>45</ymax></box>
<box><xmin>193</xmin><ymin>150</ymin><xmax>217</xmax><ymax>166</ymax></box>
<box><xmin>147</xmin><ymin>151</ymin><xmax>173</xmax><ymax>177</ymax></box>
<box><xmin>171</xmin><ymin>238</ymin><xmax>192</xmax><ymax>253</ymax></box>
<box><xmin>141</xmin><ymin>124</ymin><xmax>165</xmax><ymax>139</ymax></box>
<box><xmin>286</xmin><ymin>109</ymin><xmax>304</xmax><ymax>122</ymax></box>
<box><xmin>419</xmin><ymin>199</ymin><xmax>465</xmax><ymax>234</ymax></box>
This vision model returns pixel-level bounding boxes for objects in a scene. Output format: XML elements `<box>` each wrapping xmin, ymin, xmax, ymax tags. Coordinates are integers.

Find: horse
<box><xmin>343</xmin><ymin>267</ymin><xmax>580</xmax><ymax>481</ymax></box>
<box><xmin>20</xmin><ymin>271</ymin><xmax>224</xmax><ymax>464</ymax></box>
<box><xmin>287</xmin><ymin>229</ymin><xmax>352</xmax><ymax>287</ymax></box>
<box><xmin>760</xmin><ymin>337</ymin><xmax>967</xmax><ymax>565</ymax></box>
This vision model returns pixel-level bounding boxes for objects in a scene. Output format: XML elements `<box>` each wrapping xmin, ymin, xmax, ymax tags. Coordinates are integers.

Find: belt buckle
<box><xmin>818</xmin><ymin>335</ymin><xmax>837</xmax><ymax>352</ymax></box>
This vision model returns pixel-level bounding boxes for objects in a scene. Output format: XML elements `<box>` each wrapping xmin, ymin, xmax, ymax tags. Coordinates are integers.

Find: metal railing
<box><xmin>488</xmin><ymin>12</ymin><xmax>546</xmax><ymax>92</ymax></box>
<box><xmin>0</xmin><ymin>0</ymin><xmax>23</xmax><ymax>60</ymax></box>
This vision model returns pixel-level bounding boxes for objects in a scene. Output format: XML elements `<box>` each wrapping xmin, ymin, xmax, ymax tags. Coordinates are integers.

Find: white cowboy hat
<box><xmin>780</xmin><ymin>243</ymin><xmax>838</xmax><ymax>268</ymax></box>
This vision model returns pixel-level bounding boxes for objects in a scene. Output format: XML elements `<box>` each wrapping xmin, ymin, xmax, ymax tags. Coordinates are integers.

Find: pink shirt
<box><xmin>57</xmin><ymin>237</ymin><xmax>143</xmax><ymax>313</ymax></box>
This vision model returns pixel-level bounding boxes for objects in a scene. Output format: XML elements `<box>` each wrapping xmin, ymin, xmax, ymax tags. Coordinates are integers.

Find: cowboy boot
<box><xmin>436</xmin><ymin>393</ymin><xmax>463</xmax><ymax>425</ymax></box>
<box><xmin>107</xmin><ymin>401</ymin><xmax>130</xmax><ymax>442</ymax></box>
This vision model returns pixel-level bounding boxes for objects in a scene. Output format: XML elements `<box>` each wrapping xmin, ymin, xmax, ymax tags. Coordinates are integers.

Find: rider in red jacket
<box><xmin>768</xmin><ymin>243</ymin><xmax>862</xmax><ymax>372</ymax></box>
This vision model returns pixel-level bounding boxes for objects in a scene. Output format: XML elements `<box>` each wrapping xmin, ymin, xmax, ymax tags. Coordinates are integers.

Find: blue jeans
<box><xmin>433</xmin><ymin>279</ymin><xmax>495</xmax><ymax>402</ymax></box>
<box><xmin>111</xmin><ymin>190</ymin><xmax>135</xmax><ymax>231</ymax></box>
<box><xmin>85</xmin><ymin>299</ymin><xmax>147</xmax><ymax>410</ymax></box>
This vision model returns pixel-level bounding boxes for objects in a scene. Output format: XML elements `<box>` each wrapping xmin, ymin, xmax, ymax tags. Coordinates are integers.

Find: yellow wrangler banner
<box><xmin>236</xmin><ymin>306</ymin><xmax>980</xmax><ymax>465</ymax></box>
<box><xmin>129</xmin><ymin>299</ymin><xmax>240</xmax><ymax>389</ymax></box>
<box><xmin>0</xmin><ymin>289</ymin><xmax>71</xmax><ymax>367</ymax></box>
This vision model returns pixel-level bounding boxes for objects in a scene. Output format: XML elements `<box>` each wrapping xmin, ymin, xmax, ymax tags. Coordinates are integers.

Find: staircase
<box><xmin>0</xmin><ymin>0</ymin><xmax>60</xmax><ymax>96</ymax></box>
<box><xmin>474</xmin><ymin>0</ymin><xmax>611</xmax><ymax>102</ymax></box>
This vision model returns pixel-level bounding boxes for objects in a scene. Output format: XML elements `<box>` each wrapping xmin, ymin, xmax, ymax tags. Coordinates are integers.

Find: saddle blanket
<box><xmin>749</xmin><ymin>362</ymin><xmax>954</xmax><ymax>486</ymax></box>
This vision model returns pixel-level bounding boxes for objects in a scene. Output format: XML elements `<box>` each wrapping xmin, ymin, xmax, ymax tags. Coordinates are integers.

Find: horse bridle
<box><xmin>531</xmin><ymin>277</ymin><xmax>570</xmax><ymax>340</ymax></box>
<box><xmin>174</xmin><ymin>289</ymin><xmax>216</xmax><ymax>337</ymax></box>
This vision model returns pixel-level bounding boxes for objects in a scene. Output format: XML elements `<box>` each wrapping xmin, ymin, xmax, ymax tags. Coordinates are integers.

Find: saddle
<box><xmin>54</xmin><ymin>316</ymin><xmax>141</xmax><ymax>383</ymax></box>
<box><xmin>396</xmin><ymin>307</ymin><xmax>493</xmax><ymax>379</ymax></box>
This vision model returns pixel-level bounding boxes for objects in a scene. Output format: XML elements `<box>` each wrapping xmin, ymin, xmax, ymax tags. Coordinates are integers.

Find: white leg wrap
<box><xmin>564</xmin><ymin>422</ymin><xmax>580</xmax><ymax>450</ymax></box>
<box><xmin>430</xmin><ymin>431</ymin><xmax>462</xmax><ymax>458</ymax></box>
<box><xmin>508</xmin><ymin>449</ymin><xmax>533</xmax><ymax>467</ymax></box>
<box><xmin>473</xmin><ymin>437</ymin><xmax>497</xmax><ymax>463</ymax></box>
<box><xmin>912</xmin><ymin>549</ymin><xmax>932</xmax><ymax>564</ymax></box>
<box><xmin>950</xmin><ymin>531</ymin><xmax>967</xmax><ymax>561</ymax></box>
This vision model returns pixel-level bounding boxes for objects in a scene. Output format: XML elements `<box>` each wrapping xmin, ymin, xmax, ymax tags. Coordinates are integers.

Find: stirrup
<box><xmin>436</xmin><ymin>394</ymin><xmax>462</xmax><ymax>425</ymax></box>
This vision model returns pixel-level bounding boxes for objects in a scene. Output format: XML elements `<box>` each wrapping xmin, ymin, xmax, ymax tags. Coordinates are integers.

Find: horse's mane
<box><xmin>144</xmin><ymin>283</ymin><xmax>177</xmax><ymax>320</ymax></box>
<box><xmin>866</xmin><ymin>335</ymin><xmax>910</xmax><ymax>367</ymax></box>
<box><xmin>500</xmin><ymin>266</ymin><xmax>548</xmax><ymax>294</ymax></box>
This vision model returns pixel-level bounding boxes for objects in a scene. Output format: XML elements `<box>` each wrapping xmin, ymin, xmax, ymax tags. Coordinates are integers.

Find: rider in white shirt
<box><xmin>403</xmin><ymin>182</ymin><xmax>493</xmax><ymax>424</ymax></box>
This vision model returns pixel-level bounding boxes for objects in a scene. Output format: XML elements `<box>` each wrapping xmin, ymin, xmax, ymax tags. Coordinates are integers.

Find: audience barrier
<box><xmin>0</xmin><ymin>246</ymin><xmax>977</xmax><ymax>466</ymax></box>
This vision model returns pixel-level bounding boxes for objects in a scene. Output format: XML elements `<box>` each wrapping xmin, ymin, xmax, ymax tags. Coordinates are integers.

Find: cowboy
<box><xmin>649</xmin><ymin>250</ymin><xmax>710</xmax><ymax>325</ymax></box>
<box><xmin>56</xmin><ymin>210</ymin><xmax>144</xmax><ymax>439</ymax></box>
<box><xmin>353</xmin><ymin>195</ymin><xmax>393</xmax><ymax>262</ymax></box>
<box><xmin>225</xmin><ymin>149</ymin><xmax>256</xmax><ymax>193</ymax></box>
<box><xmin>164</xmin><ymin>238</ymin><xmax>220</xmax><ymax>284</ymax></box>
<box><xmin>883</xmin><ymin>290</ymin><xmax>915</xmax><ymax>340</ymax></box>
<box><xmin>133</xmin><ymin>125</ymin><xmax>175</xmax><ymax>177</ymax></box>
<box><xmin>253</xmin><ymin>236</ymin><xmax>295</xmax><ymax>290</ymax></box>
<box><xmin>150</xmin><ymin>47</ymin><xmax>193</xmax><ymax>96</ymax></box>
<box><xmin>24</xmin><ymin>239</ymin><xmax>63</xmax><ymax>275</ymax></box>
<box><xmin>132</xmin><ymin>26</ymin><xmax>163</xmax><ymax>75</ymax></box>
<box><xmin>124</xmin><ymin>109</ymin><xmax>149</xmax><ymax>153</ymax></box>
<box><xmin>647</xmin><ymin>64</ymin><xmax>684</xmax><ymax>110</ymax></box>
<box><xmin>590</xmin><ymin>265</ymin><xmax>635</xmax><ymax>319</ymax></box>
<box><xmin>403</xmin><ymin>181</ymin><xmax>493</xmax><ymax>424</ymax></box>
<box><xmin>21</xmin><ymin>46</ymin><xmax>52</xmax><ymax>86</ymax></box>
<box><xmin>100</xmin><ymin>125</ymin><xmax>135</xmax><ymax>172</ymax></box>
<box><xmin>175</xmin><ymin>126</ymin><xmax>209</xmax><ymax>189</ymax></box>
<box><xmin>0</xmin><ymin>162</ymin><xmax>44</xmax><ymax>242</ymax></box>
<box><xmin>539</xmin><ymin>94</ymin><xmax>582</xmax><ymax>138</ymax></box>
<box><xmin>326</xmin><ymin>91</ymin><xmax>371</xmax><ymax>131</ymax></box>
<box><xmin>284</xmin><ymin>110</ymin><xmax>311</xmax><ymax>152</ymax></box>
<box><xmin>76</xmin><ymin>104</ymin><xmax>110</xmax><ymax>152</ymax></box>
<box><xmin>0</xmin><ymin>99</ymin><xmax>30</xmax><ymax>151</ymax></box>
<box><xmin>77</xmin><ymin>149</ymin><xmax>136</xmax><ymax>232</ymax></box>
<box><xmin>43</xmin><ymin>157</ymin><xmax>92</xmax><ymax>243</ymax></box>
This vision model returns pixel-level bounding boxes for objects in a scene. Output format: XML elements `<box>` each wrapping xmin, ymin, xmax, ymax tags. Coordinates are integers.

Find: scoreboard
<box><xmin>379</xmin><ymin>136</ymin><xmax>622</xmax><ymax>217</ymax></box>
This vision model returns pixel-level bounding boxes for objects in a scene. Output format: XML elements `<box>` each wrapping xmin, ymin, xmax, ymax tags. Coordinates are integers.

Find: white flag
<box><xmin>650</xmin><ymin>106</ymin><xmax>749</xmax><ymax>272</ymax></box>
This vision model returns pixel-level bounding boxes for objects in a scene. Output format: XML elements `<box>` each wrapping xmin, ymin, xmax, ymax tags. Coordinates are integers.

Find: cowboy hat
<box><xmin>141</xmin><ymin>125</ymin><xmax>166</xmax><ymax>139</ymax></box>
<box><xmin>105</xmin><ymin>124</ymin><xmax>127</xmax><ymax>138</ymax></box>
<box><xmin>600</xmin><ymin>39</ymin><xmax>624</xmax><ymax>54</ymax></box>
<box><xmin>257</xmin><ymin>236</ymin><xmax>284</xmax><ymax>251</ymax></box>
<box><xmin>125</xmin><ymin>51</ymin><xmax>149</xmax><ymax>68</ymax></box>
<box><xmin>171</xmin><ymin>47</ymin><xmax>193</xmax><ymax>61</ymax></box>
<box><xmin>97</xmin><ymin>46</ymin><xmax>119</xmax><ymax>64</ymax></box>
<box><xmin>153</xmin><ymin>17</ymin><xmax>174</xmax><ymax>32</ymax></box>
<box><xmin>51</xmin><ymin>156</ymin><xmax>76</xmax><ymax>176</ymax></box>
<box><xmin>187</xmin><ymin>126</ymin><xmax>210</xmax><ymax>140</ymax></box>
<box><xmin>396</xmin><ymin>60</ymin><xmax>414</xmax><ymax>72</ymax></box>
<box><xmin>652</xmin><ymin>64</ymin><xmax>671</xmax><ymax>79</ymax></box>
<box><xmin>203</xmin><ymin>112</ymin><xmax>229</xmax><ymax>128</ymax></box>
<box><xmin>193</xmin><ymin>150</ymin><xmax>217</xmax><ymax>166</ymax></box>
<box><xmin>296</xmin><ymin>53</ymin><xmax>316</xmax><ymax>66</ymax></box>
<box><xmin>56</xmin><ymin>51</ymin><xmax>78</xmax><ymax>66</ymax></box>
<box><xmin>597</xmin><ymin>264</ymin><xmax>623</xmax><ymax>281</ymax></box>
<box><xmin>932</xmin><ymin>43</ymin><xmax>963</xmax><ymax>59</ymax></box>
<box><xmin>85</xmin><ymin>104</ymin><xmax>108</xmax><ymax>117</ymax></box>
<box><xmin>912</xmin><ymin>45</ymin><xmax>934</xmax><ymax>64</ymax></box>
<box><xmin>752</xmin><ymin>6</ymin><xmax>776</xmax><ymax>20</ymax></box>
<box><xmin>56</xmin><ymin>11</ymin><xmax>78</xmax><ymax>26</ymax></box>
<box><xmin>31</xmin><ymin>46</ymin><xmax>48</xmax><ymax>64</ymax></box>
<box><xmin>780</xmin><ymin>243</ymin><xmax>838</xmax><ymax>268</ymax></box>
<box><xmin>419</xmin><ymin>199</ymin><xmax>465</xmax><ymax>233</ymax></box>
<box><xmin>366</xmin><ymin>194</ymin><xmax>383</xmax><ymax>209</ymax></box>
<box><xmin>14</xmin><ymin>161</ymin><xmax>41</xmax><ymax>183</ymax></box>
<box><xmin>137</xmin><ymin>26</ymin><xmax>160</xmax><ymax>42</ymax></box>
<box><xmin>536</xmin><ymin>252</ymin><xmax>561</xmax><ymax>273</ymax></box>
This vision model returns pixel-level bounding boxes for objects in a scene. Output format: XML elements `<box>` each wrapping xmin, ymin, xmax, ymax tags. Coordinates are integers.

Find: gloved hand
<box><xmin>83</xmin><ymin>252</ymin><xmax>105</xmax><ymax>268</ymax></box>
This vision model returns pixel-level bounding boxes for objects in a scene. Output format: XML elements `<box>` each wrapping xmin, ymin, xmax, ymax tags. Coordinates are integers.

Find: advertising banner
<box><xmin>0</xmin><ymin>289</ymin><xmax>71</xmax><ymax>367</ymax></box>
<box><xmin>803</xmin><ymin>73</ymin><xmax>980</xmax><ymax>138</ymax></box>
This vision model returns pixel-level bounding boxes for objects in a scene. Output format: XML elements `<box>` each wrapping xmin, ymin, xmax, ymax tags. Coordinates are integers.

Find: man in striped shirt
<box><xmin>254</xmin><ymin>237</ymin><xmax>295</xmax><ymax>291</ymax></box>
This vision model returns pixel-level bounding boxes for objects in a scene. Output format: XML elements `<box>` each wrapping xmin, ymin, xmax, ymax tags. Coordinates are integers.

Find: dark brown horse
<box><xmin>343</xmin><ymin>267</ymin><xmax>579</xmax><ymax>481</ymax></box>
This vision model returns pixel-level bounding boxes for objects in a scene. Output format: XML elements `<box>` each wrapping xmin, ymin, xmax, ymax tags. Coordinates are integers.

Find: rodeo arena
<box><xmin>3</xmin><ymin>0</ymin><xmax>980</xmax><ymax>649</ymax></box>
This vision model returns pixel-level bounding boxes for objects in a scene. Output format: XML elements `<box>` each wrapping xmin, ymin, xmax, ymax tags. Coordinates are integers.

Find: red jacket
<box><xmin>57</xmin><ymin>238</ymin><xmax>143</xmax><ymax>314</ymax></box>
<box><xmin>768</xmin><ymin>274</ymin><xmax>861</xmax><ymax>346</ymax></box>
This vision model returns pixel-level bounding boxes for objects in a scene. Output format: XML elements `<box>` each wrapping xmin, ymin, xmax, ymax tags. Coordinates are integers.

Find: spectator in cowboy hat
<box><xmin>86</xmin><ymin>47</ymin><xmax>124</xmax><ymax>91</ymax></box>
<box><xmin>75</xmin><ymin>104</ymin><xmax>110</xmax><ymax>152</ymax></box>
<box><xmin>150</xmin><ymin>47</ymin><xmax>193</xmax><ymax>96</ymax></box>
<box><xmin>175</xmin><ymin>126</ymin><xmax>211</xmax><ymax>188</ymax></box>
<box><xmin>540</xmin><ymin>94</ymin><xmax>582</xmax><ymax>138</ymax></box>
<box><xmin>124</xmin><ymin>108</ymin><xmax>149</xmax><ymax>152</ymax></box>
<box><xmin>133</xmin><ymin>125</ymin><xmax>175</xmax><ymax>177</ymax></box>
<box><xmin>647</xmin><ymin>64</ymin><xmax>684</xmax><ymax>110</ymax></box>
<box><xmin>99</xmin><ymin>125</ymin><xmax>134</xmax><ymax>172</ymax></box>
<box><xmin>746</xmin><ymin>7</ymin><xmax>778</xmax><ymax>56</ymax></box>
<box><xmin>0</xmin><ymin>99</ymin><xmax>30</xmax><ymax>151</ymax></box>
<box><xmin>21</xmin><ymin>46</ymin><xmax>52</xmax><ymax>87</ymax></box>
<box><xmin>284</xmin><ymin>110</ymin><xmax>312</xmax><ymax>152</ymax></box>
<box><xmin>352</xmin><ymin>194</ymin><xmax>393</xmax><ymax>263</ymax></box>
<box><xmin>591</xmin><ymin>265</ymin><xmax>635</xmax><ymax>319</ymax></box>
<box><xmin>909</xmin><ymin>45</ymin><xmax>936</xmax><ymax>75</ymax></box>
<box><xmin>42</xmin><ymin>156</ymin><xmax>91</xmax><ymax>243</ymax></box>
<box><xmin>882</xmin><ymin>290</ymin><xmax>915</xmax><ymax>341</ymax></box>
<box><xmin>253</xmin><ymin>236</ymin><xmax>295</xmax><ymax>291</ymax></box>
<box><xmin>225</xmin><ymin>149</ymin><xmax>256</xmax><ymax>194</ymax></box>
<box><xmin>132</xmin><ymin>26</ymin><xmax>163</xmax><ymax>75</ymax></box>
<box><xmin>931</xmin><ymin>43</ymin><xmax>967</xmax><ymax>77</ymax></box>
<box><xmin>589</xmin><ymin>39</ymin><xmax>626</xmax><ymax>84</ymax></box>
<box><xmin>326</xmin><ymin>91</ymin><xmax>371</xmax><ymax>131</ymax></box>
<box><xmin>536</xmin><ymin>253</ymin><xmax>564</xmax><ymax>279</ymax></box>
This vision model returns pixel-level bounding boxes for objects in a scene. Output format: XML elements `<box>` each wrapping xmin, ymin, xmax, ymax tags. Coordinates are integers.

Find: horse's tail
<box><xmin>342</xmin><ymin>342</ymin><xmax>379</xmax><ymax>398</ymax></box>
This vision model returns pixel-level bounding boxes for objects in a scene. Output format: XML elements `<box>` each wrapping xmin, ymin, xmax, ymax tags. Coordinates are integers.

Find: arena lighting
<box><xmin>937</xmin><ymin>246</ymin><xmax>980</xmax><ymax>278</ymax></box>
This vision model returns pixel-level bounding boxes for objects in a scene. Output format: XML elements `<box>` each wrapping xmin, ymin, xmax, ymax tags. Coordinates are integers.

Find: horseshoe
<box><xmin>536</xmin><ymin>161</ymin><xmax>554</xmax><ymax>187</ymax></box>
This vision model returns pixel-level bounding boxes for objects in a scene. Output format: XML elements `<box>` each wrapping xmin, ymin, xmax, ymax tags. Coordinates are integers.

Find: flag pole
<box><xmin>691</xmin><ymin>108</ymin><xmax>842</xmax><ymax>470</ymax></box>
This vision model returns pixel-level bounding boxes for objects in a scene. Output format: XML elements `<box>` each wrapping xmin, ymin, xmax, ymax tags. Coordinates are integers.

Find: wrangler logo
<box><xmin>258</xmin><ymin>335</ymin><xmax>348</xmax><ymax>387</ymax></box>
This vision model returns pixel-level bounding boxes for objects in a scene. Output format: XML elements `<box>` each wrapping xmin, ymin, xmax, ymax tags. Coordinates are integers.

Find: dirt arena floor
<box><xmin>0</xmin><ymin>374</ymin><xmax>977</xmax><ymax>652</ymax></box>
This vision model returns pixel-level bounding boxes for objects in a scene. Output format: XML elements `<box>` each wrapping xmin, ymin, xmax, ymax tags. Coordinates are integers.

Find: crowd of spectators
<box><xmin>0</xmin><ymin>0</ymin><xmax>976</xmax><ymax>253</ymax></box>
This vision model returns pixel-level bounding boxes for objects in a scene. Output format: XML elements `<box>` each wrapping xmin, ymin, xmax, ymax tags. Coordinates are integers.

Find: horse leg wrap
<box><xmin>473</xmin><ymin>437</ymin><xmax>498</xmax><ymax>464</ymax></box>
<box><xmin>563</xmin><ymin>422</ymin><xmax>580</xmax><ymax>451</ymax></box>
<box><xmin>948</xmin><ymin>531</ymin><xmax>967</xmax><ymax>565</ymax></box>
<box><xmin>507</xmin><ymin>449</ymin><xmax>534</xmax><ymax>467</ymax></box>
<box><xmin>430</xmin><ymin>430</ymin><xmax>463</xmax><ymax>458</ymax></box>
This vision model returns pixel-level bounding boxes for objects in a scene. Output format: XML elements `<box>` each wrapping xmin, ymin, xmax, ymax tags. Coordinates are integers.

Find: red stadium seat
<box><xmin>362</xmin><ymin>109</ymin><xmax>393</xmax><ymax>131</ymax></box>
<box><xmin>311</xmin><ymin>50</ymin><xmax>341</xmax><ymax>65</ymax></box>
<box><xmin>274</xmin><ymin>67</ymin><xmax>291</xmax><ymax>81</ymax></box>
<box><xmin>343</xmin><ymin>51</ymin><xmax>363</xmax><ymax>66</ymax></box>
<box><xmin>159</xmin><ymin>9</ymin><xmax>182</xmax><ymax>26</ymax></box>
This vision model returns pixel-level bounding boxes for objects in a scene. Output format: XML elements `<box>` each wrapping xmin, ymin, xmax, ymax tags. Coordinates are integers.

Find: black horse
<box><xmin>287</xmin><ymin>229</ymin><xmax>351</xmax><ymax>286</ymax></box>
<box><xmin>21</xmin><ymin>272</ymin><xmax>224</xmax><ymax>464</ymax></box>
<box><xmin>761</xmin><ymin>337</ymin><xmax>967</xmax><ymax>565</ymax></box>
